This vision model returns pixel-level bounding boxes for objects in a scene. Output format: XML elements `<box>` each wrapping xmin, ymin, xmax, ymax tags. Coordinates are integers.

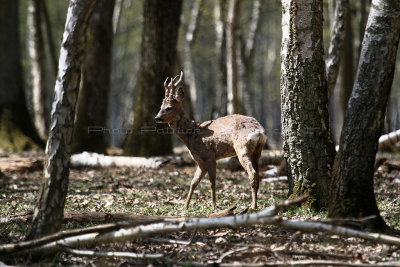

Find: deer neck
<box><xmin>168</xmin><ymin>110</ymin><xmax>197</xmax><ymax>147</ymax></box>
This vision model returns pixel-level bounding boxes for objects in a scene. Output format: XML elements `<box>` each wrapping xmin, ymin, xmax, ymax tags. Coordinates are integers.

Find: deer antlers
<box><xmin>164</xmin><ymin>71</ymin><xmax>183</xmax><ymax>99</ymax></box>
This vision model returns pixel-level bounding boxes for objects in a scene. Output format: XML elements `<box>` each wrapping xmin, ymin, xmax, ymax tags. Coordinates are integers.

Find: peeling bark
<box><xmin>280</xmin><ymin>0</ymin><xmax>336</xmax><ymax>209</ymax></box>
<box><xmin>329</xmin><ymin>0</ymin><xmax>400</xmax><ymax>230</ymax></box>
<box><xmin>27</xmin><ymin>0</ymin><xmax>98</xmax><ymax>240</ymax></box>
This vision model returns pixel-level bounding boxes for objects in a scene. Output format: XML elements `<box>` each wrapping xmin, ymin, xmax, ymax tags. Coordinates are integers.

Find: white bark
<box><xmin>70</xmin><ymin>152</ymin><xmax>184</xmax><ymax>169</ymax></box>
<box><xmin>28</xmin><ymin>0</ymin><xmax>48</xmax><ymax>140</ymax></box>
<box><xmin>226</xmin><ymin>0</ymin><xmax>241</xmax><ymax>115</ymax></box>
<box><xmin>3</xmin><ymin>196</ymin><xmax>305</xmax><ymax>256</ymax></box>
<box><xmin>112</xmin><ymin>0</ymin><xmax>124</xmax><ymax>34</ymax></box>
<box><xmin>182</xmin><ymin>0</ymin><xmax>201</xmax><ymax>120</ymax></box>
<box><xmin>28</xmin><ymin>0</ymin><xmax>98</xmax><ymax>240</ymax></box>
<box><xmin>326</xmin><ymin>0</ymin><xmax>350</xmax><ymax>97</ymax></box>
<box><xmin>5</xmin><ymin>195</ymin><xmax>400</xmax><ymax>257</ymax></box>
<box><xmin>69</xmin><ymin>150</ymin><xmax>284</xmax><ymax>170</ymax></box>
<box><xmin>378</xmin><ymin>129</ymin><xmax>400</xmax><ymax>148</ymax></box>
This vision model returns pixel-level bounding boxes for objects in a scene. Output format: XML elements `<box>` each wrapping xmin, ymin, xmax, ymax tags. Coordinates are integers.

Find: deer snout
<box><xmin>155</xmin><ymin>115</ymin><xmax>164</xmax><ymax>123</ymax></box>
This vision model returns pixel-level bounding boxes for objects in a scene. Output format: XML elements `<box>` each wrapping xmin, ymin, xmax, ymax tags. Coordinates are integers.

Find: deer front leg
<box><xmin>184</xmin><ymin>166</ymin><xmax>206</xmax><ymax>209</ymax></box>
<box><xmin>207</xmin><ymin>161</ymin><xmax>217</xmax><ymax>209</ymax></box>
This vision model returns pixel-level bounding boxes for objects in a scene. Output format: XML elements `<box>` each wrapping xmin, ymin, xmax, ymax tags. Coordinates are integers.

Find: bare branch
<box><xmin>2</xmin><ymin>197</ymin><xmax>307</xmax><ymax>256</ymax></box>
<box><xmin>62</xmin><ymin>246</ymin><xmax>164</xmax><ymax>259</ymax></box>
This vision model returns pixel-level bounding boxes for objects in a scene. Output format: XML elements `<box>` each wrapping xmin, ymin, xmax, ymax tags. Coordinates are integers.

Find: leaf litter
<box><xmin>0</xmin><ymin>154</ymin><xmax>399</xmax><ymax>265</ymax></box>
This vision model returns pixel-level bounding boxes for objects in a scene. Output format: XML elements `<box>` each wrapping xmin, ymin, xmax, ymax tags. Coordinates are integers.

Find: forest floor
<box><xmin>0</xmin><ymin>152</ymin><xmax>400</xmax><ymax>266</ymax></box>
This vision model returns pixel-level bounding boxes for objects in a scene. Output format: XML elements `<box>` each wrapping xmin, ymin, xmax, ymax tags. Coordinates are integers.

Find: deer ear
<box><xmin>175</xmin><ymin>87</ymin><xmax>184</xmax><ymax>102</ymax></box>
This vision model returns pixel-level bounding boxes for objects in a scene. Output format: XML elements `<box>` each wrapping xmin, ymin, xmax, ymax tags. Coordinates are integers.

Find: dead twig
<box><xmin>283</xmin><ymin>231</ymin><xmax>302</xmax><ymax>251</ymax></box>
<box><xmin>62</xmin><ymin>246</ymin><xmax>164</xmax><ymax>259</ymax></box>
<box><xmin>207</xmin><ymin>206</ymin><xmax>236</xmax><ymax>218</ymax></box>
<box><xmin>216</xmin><ymin>246</ymin><xmax>250</xmax><ymax>263</ymax></box>
<box><xmin>147</xmin><ymin>237</ymin><xmax>191</xmax><ymax>245</ymax></box>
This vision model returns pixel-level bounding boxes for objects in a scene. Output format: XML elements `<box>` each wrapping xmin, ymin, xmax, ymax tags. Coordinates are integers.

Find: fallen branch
<box><xmin>0</xmin><ymin>211</ymin><xmax>186</xmax><ymax>225</ymax></box>
<box><xmin>378</xmin><ymin>129</ymin><xmax>400</xmax><ymax>149</ymax></box>
<box><xmin>0</xmin><ymin>219</ymin><xmax>165</xmax><ymax>255</ymax></box>
<box><xmin>147</xmin><ymin>237</ymin><xmax>191</xmax><ymax>245</ymax></box>
<box><xmin>70</xmin><ymin>152</ymin><xmax>190</xmax><ymax>169</ymax></box>
<box><xmin>0</xmin><ymin>156</ymin><xmax>43</xmax><ymax>172</ymax></box>
<box><xmin>207</xmin><ymin>206</ymin><xmax>237</xmax><ymax>218</ymax></box>
<box><xmin>69</xmin><ymin>150</ymin><xmax>284</xmax><ymax>171</ymax></box>
<box><xmin>1</xmin><ymin>195</ymin><xmax>307</xmax><ymax>256</ymax></box>
<box><xmin>62</xmin><ymin>247</ymin><xmax>164</xmax><ymax>259</ymax></box>
<box><xmin>278</xmin><ymin>219</ymin><xmax>400</xmax><ymax>246</ymax></box>
<box><xmin>217</xmin><ymin>150</ymin><xmax>284</xmax><ymax>171</ymax></box>
<box><xmin>4</xmin><ymin>194</ymin><xmax>400</xmax><ymax>261</ymax></box>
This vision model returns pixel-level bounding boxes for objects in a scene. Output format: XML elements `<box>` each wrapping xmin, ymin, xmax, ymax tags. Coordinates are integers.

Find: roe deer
<box><xmin>155</xmin><ymin>71</ymin><xmax>267</xmax><ymax>209</ymax></box>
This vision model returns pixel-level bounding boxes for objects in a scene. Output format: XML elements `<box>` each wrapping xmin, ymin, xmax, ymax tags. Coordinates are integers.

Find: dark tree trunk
<box><xmin>27</xmin><ymin>0</ymin><xmax>98</xmax><ymax>240</ymax></box>
<box><xmin>28</xmin><ymin>0</ymin><xmax>49</xmax><ymax>140</ymax></box>
<box><xmin>0</xmin><ymin>0</ymin><xmax>44</xmax><ymax>151</ymax></box>
<box><xmin>72</xmin><ymin>0</ymin><xmax>115</xmax><ymax>154</ymax></box>
<box><xmin>329</xmin><ymin>0</ymin><xmax>400</xmax><ymax>230</ymax></box>
<box><xmin>280</xmin><ymin>0</ymin><xmax>336</xmax><ymax>209</ymax></box>
<box><xmin>123</xmin><ymin>0</ymin><xmax>182</xmax><ymax>156</ymax></box>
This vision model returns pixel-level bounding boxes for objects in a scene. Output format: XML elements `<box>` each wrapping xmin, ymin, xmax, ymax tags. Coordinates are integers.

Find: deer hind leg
<box><xmin>184</xmin><ymin>165</ymin><xmax>206</xmax><ymax>209</ymax></box>
<box><xmin>235</xmin><ymin>145</ymin><xmax>259</xmax><ymax>209</ymax></box>
<box><xmin>250</xmin><ymin>142</ymin><xmax>264</xmax><ymax>206</ymax></box>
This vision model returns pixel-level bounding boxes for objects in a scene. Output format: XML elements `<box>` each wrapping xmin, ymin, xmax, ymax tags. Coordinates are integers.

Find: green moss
<box><xmin>0</xmin><ymin>108</ymin><xmax>41</xmax><ymax>152</ymax></box>
<box><xmin>289</xmin><ymin>179</ymin><xmax>317</xmax><ymax>210</ymax></box>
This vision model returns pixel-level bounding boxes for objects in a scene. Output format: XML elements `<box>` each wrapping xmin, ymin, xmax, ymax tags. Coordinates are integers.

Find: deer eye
<box><xmin>165</xmin><ymin>107</ymin><xmax>172</xmax><ymax>112</ymax></box>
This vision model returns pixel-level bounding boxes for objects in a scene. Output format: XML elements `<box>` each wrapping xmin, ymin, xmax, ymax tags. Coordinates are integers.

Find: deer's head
<box><xmin>155</xmin><ymin>71</ymin><xmax>185</xmax><ymax>123</ymax></box>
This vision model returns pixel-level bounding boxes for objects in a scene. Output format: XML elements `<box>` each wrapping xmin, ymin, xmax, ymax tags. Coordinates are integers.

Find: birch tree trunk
<box><xmin>0</xmin><ymin>0</ymin><xmax>44</xmax><ymax>151</ymax></box>
<box><xmin>181</xmin><ymin>0</ymin><xmax>202</xmax><ymax>121</ymax></box>
<box><xmin>226</xmin><ymin>0</ymin><xmax>242</xmax><ymax>115</ymax></box>
<box><xmin>123</xmin><ymin>0</ymin><xmax>182</xmax><ymax>156</ymax></box>
<box><xmin>212</xmin><ymin>0</ymin><xmax>227</xmax><ymax>117</ymax></box>
<box><xmin>240</xmin><ymin>0</ymin><xmax>261</xmax><ymax>117</ymax></box>
<box><xmin>329</xmin><ymin>0</ymin><xmax>400</xmax><ymax>230</ymax></box>
<box><xmin>72</xmin><ymin>0</ymin><xmax>115</xmax><ymax>153</ymax></box>
<box><xmin>27</xmin><ymin>0</ymin><xmax>98</xmax><ymax>240</ymax></box>
<box><xmin>28</xmin><ymin>0</ymin><xmax>48</xmax><ymax>140</ymax></box>
<box><xmin>326</xmin><ymin>0</ymin><xmax>350</xmax><ymax>97</ymax></box>
<box><xmin>112</xmin><ymin>0</ymin><xmax>124</xmax><ymax>34</ymax></box>
<box><xmin>338</xmin><ymin>12</ymin><xmax>354</xmax><ymax>117</ymax></box>
<box><xmin>357</xmin><ymin>0</ymin><xmax>370</xmax><ymax>61</ymax></box>
<box><xmin>280</xmin><ymin>0</ymin><xmax>336</xmax><ymax>209</ymax></box>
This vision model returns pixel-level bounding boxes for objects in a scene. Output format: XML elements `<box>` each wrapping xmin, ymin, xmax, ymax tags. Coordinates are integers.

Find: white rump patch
<box><xmin>247</xmin><ymin>130</ymin><xmax>267</xmax><ymax>144</ymax></box>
